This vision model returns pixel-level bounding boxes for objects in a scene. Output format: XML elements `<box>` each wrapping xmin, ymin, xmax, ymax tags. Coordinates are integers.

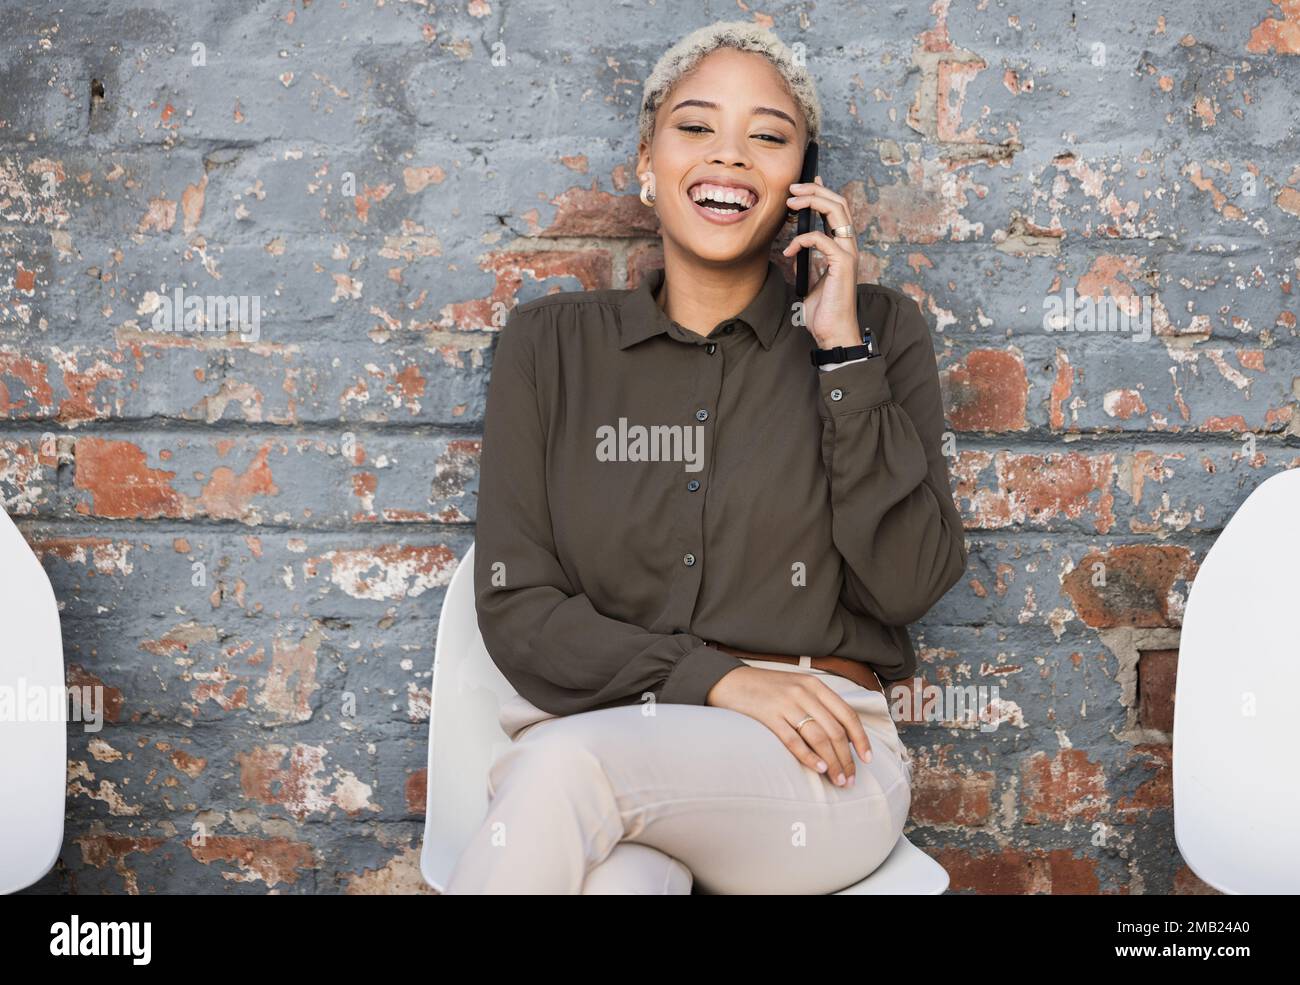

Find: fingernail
<box><xmin>836</xmin><ymin>773</ymin><xmax>846</xmax><ymax>786</ymax></box>
<box><xmin>816</xmin><ymin>760</ymin><xmax>827</xmax><ymax>773</ymax></box>
<box><xmin>848</xmin><ymin>774</ymin><xmax>856</xmax><ymax>787</ymax></box>
<box><xmin>864</xmin><ymin>751</ymin><xmax>873</xmax><ymax>763</ymax></box>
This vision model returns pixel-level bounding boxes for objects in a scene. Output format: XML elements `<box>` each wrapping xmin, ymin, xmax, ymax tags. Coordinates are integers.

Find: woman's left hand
<box><xmin>781</xmin><ymin>174</ymin><xmax>862</xmax><ymax>349</ymax></box>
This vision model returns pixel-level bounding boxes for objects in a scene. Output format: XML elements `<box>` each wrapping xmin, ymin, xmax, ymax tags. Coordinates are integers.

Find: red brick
<box><xmin>953</xmin><ymin>450</ymin><xmax>1116</xmax><ymax>532</ymax></box>
<box><xmin>1062</xmin><ymin>545</ymin><xmax>1196</xmax><ymax>627</ymax></box>
<box><xmin>935</xmin><ymin>846</ymin><xmax>1104</xmax><ymax>894</ymax></box>
<box><xmin>1021</xmin><ymin>749</ymin><xmax>1108</xmax><ymax>824</ymax></box>
<box><xmin>190</xmin><ymin>836</ymin><xmax>319</xmax><ymax>888</ymax></box>
<box><xmin>1247</xmin><ymin>3</ymin><xmax>1300</xmax><ymax>54</ymax></box>
<box><xmin>73</xmin><ymin>437</ymin><xmax>184</xmax><ymax>519</ymax></box>
<box><xmin>1116</xmin><ymin>744</ymin><xmax>1173</xmax><ymax>815</ymax></box>
<box><xmin>441</xmin><ymin>249</ymin><xmax>614</xmax><ymax>331</ymax></box>
<box><xmin>537</xmin><ymin>184</ymin><xmax>660</xmax><ymax>238</ymax></box>
<box><xmin>406</xmin><ymin>769</ymin><xmax>427</xmax><ymax>815</ymax></box>
<box><xmin>1138</xmin><ymin>649</ymin><xmax>1178</xmax><ymax>732</ymax></box>
<box><xmin>910</xmin><ymin>764</ymin><xmax>996</xmax><ymax>825</ymax></box>
<box><xmin>940</xmin><ymin>349</ymin><xmax>1029</xmax><ymax>431</ymax></box>
<box><xmin>65</xmin><ymin>664</ymin><xmax>126</xmax><ymax>723</ymax></box>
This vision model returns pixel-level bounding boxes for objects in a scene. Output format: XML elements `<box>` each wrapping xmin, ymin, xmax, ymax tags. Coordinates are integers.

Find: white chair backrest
<box><xmin>0</xmin><ymin>506</ymin><xmax>66</xmax><ymax>894</ymax></box>
<box><xmin>420</xmin><ymin>543</ymin><xmax>516</xmax><ymax>892</ymax></box>
<box><xmin>1174</xmin><ymin>467</ymin><xmax>1300</xmax><ymax>894</ymax></box>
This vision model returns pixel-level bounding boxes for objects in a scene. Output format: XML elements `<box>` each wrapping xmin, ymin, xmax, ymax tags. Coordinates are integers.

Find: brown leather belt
<box><xmin>706</xmin><ymin>642</ymin><xmax>884</xmax><ymax>694</ymax></box>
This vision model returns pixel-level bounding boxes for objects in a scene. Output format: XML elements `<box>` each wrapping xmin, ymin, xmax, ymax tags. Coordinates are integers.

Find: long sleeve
<box><xmin>816</xmin><ymin>289</ymin><xmax>968</xmax><ymax>627</ymax></box>
<box><xmin>473</xmin><ymin>304</ymin><xmax>747</xmax><ymax>716</ymax></box>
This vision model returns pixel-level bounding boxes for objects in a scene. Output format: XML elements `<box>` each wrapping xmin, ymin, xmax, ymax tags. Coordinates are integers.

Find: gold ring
<box><xmin>832</xmin><ymin>225</ymin><xmax>854</xmax><ymax>238</ymax></box>
<box><xmin>794</xmin><ymin>715</ymin><xmax>815</xmax><ymax>730</ymax></box>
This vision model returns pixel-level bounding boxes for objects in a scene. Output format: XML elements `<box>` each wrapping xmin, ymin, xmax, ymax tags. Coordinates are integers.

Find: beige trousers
<box><xmin>444</xmin><ymin>657</ymin><xmax>914</xmax><ymax>895</ymax></box>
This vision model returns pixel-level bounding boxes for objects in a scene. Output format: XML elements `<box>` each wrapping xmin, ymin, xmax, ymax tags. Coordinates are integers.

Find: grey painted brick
<box><xmin>2</xmin><ymin>0</ymin><xmax>1298</xmax><ymax>895</ymax></box>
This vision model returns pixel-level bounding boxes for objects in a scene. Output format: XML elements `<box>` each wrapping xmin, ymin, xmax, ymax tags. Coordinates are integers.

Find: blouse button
<box><xmin>695</xmin><ymin>408</ymin><xmax>709</xmax><ymax>421</ymax></box>
<box><xmin>705</xmin><ymin>343</ymin><xmax>716</xmax><ymax>354</ymax></box>
<box><xmin>687</xmin><ymin>479</ymin><xmax>700</xmax><ymax>491</ymax></box>
<box><xmin>830</xmin><ymin>388</ymin><xmax>843</xmax><ymax>401</ymax></box>
<box><xmin>683</xmin><ymin>553</ymin><xmax>696</xmax><ymax>566</ymax></box>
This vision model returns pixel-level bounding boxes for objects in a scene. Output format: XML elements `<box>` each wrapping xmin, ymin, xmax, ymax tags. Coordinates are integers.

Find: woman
<box><xmin>445</xmin><ymin>20</ymin><xmax>967</xmax><ymax>894</ymax></box>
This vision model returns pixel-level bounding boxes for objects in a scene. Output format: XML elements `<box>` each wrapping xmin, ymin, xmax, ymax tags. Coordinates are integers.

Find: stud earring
<box><xmin>639</xmin><ymin>173</ymin><xmax>656</xmax><ymax>206</ymax></box>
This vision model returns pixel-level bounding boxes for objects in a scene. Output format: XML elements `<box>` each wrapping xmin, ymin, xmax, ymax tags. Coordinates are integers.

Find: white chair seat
<box><xmin>420</xmin><ymin>542</ymin><xmax>947</xmax><ymax>895</ymax></box>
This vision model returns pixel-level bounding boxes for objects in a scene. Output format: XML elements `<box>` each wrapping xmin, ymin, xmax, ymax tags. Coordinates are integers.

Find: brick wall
<box><xmin>2</xmin><ymin>0</ymin><xmax>1297</xmax><ymax>893</ymax></box>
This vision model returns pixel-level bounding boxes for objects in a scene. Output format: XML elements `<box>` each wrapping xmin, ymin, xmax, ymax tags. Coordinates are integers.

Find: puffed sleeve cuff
<box><xmin>818</xmin><ymin>353</ymin><xmax>893</xmax><ymax>417</ymax></box>
<box><xmin>658</xmin><ymin>640</ymin><xmax>747</xmax><ymax>706</ymax></box>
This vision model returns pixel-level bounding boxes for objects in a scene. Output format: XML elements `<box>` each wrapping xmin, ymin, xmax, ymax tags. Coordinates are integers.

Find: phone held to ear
<box><xmin>794</xmin><ymin>140</ymin><xmax>881</xmax><ymax>366</ymax></box>
<box><xmin>794</xmin><ymin>140</ymin><xmax>819</xmax><ymax>299</ymax></box>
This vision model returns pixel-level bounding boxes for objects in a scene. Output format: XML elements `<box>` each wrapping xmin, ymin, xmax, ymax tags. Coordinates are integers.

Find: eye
<box><xmin>677</xmin><ymin>124</ymin><xmax>787</xmax><ymax>145</ymax></box>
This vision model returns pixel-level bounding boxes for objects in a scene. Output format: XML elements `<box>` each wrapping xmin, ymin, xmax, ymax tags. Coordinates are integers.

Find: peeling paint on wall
<box><xmin>2</xmin><ymin>0</ymin><xmax>1297</xmax><ymax>896</ymax></box>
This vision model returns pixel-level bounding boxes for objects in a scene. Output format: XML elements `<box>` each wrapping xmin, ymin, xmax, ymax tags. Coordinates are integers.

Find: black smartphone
<box><xmin>795</xmin><ymin>139</ymin><xmax>820</xmax><ymax>298</ymax></box>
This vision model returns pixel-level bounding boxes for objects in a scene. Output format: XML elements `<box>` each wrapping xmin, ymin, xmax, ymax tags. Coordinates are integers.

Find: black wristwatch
<box><xmin>810</xmin><ymin>326</ymin><xmax>879</xmax><ymax>367</ymax></box>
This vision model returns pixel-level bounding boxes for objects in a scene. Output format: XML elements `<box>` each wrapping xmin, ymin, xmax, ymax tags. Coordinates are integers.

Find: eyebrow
<box><xmin>667</xmin><ymin>98</ymin><xmax>798</xmax><ymax>129</ymax></box>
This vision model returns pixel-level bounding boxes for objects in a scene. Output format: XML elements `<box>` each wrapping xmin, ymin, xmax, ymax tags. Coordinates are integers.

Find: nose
<box><xmin>708</xmin><ymin>152</ymin><xmax>750</xmax><ymax>172</ymax></box>
<box><xmin>706</xmin><ymin>128</ymin><xmax>752</xmax><ymax>170</ymax></box>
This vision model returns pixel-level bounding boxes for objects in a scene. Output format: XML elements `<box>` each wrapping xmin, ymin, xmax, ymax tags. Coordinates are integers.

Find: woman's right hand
<box><xmin>705</xmin><ymin>661</ymin><xmax>873</xmax><ymax>788</ymax></box>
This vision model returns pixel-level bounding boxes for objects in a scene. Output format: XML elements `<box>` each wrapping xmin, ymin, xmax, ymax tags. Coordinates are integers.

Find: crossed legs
<box><xmin>445</xmin><ymin>677</ymin><xmax>910</xmax><ymax>895</ymax></box>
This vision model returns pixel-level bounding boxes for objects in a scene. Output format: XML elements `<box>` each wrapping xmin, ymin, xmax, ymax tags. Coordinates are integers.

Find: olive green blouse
<box><xmin>473</xmin><ymin>258</ymin><xmax>968</xmax><ymax>716</ymax></box>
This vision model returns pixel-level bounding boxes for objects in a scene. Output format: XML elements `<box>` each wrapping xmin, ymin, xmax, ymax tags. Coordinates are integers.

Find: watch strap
<box><xmin>810</xmin><ymin>329</ymin><xmax>879</xmax><ymax>367</ymax></box>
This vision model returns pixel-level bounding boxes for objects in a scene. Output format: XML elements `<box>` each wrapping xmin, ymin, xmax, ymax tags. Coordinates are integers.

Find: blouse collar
<box><xmin>617</xmin><ymin>259</ymin><xmax>791</xmax><ymax>352</ymax></box>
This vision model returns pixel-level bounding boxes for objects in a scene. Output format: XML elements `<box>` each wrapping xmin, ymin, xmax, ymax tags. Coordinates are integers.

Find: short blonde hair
<box><xmin>638</xmin><ymin>20</ymin><xmax>823</xmax><ymax>149</ymax></box>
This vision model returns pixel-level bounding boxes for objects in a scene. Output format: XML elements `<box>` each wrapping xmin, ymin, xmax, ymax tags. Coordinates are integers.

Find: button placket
<box><xmin>677</xmin><ymin>335</ymin><xmax>723</xmax><ymax>615</ymax></box>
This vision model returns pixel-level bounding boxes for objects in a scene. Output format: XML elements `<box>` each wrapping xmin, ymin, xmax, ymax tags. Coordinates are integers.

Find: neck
<box><xmin>653</xmin><ymin>249</ymin><xmax>770</xmax><ymax>338</ymax></box>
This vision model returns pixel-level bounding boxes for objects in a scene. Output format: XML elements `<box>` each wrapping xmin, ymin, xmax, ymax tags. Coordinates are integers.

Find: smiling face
<box><xmin>637</xmin><ymin>47</ymin><xmax>808</xmax><ymax>265</ymax></box>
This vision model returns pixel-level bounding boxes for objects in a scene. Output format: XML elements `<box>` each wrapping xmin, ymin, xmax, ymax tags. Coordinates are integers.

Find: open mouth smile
<box><xmin>686</xmin><ymin>181</ymin><xmax>759</xmax><ymax>225</ymax></box>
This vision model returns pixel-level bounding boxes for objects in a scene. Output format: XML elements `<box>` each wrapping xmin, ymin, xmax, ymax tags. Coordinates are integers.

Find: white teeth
<box><xmin>689</xmin><ymin>183</ymin><xmax>755</xmax><ymax>209</ymax></box>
